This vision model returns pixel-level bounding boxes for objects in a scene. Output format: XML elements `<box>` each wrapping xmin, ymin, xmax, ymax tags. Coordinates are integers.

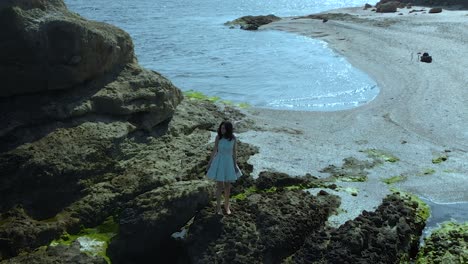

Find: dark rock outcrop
<box><xmin>225</xmin><ymin>15</ymin><xmax>281</xmax><ymax>30</ymax></box>
<box><xmin>429</xmin><ymin>7</ymin><xmax>443</xmax><ymax>13</ymax></box>
<box><xmin>0</xmin><ymin>1</ymin><xmax>134</xmax><ymax>97</ymax></box>
<box><xmin>0</xmin><ymin>0</ymin><xmax>256</xmax><ymax>262</ymax></box>
<box><xmin>0</xmin><ymin>96</ymin><xmax>252</xmax><ymax>261</ymax></box>
<box><xmin>186</xmin><ymin>189</ymin><xmax>340</xmax><ymax>264</ymax></box>
<box><xmin>255</xmin><ymin>171</ymin><xmax>319</xmax><ymax>190</ymax></box>
<box><xmin>290</xmin><ymin>193</ymin><xmax>429</xmax><ymax>263</ymax></box>
<box><xmin>376</xmin><ymin>1</ymin><xmax>400</xmax><ymax>12</ymax></box>
<box><xmin>108</xmin><ymin>180</ymin><xmax>213</xmax><ymax>263</ymax></box>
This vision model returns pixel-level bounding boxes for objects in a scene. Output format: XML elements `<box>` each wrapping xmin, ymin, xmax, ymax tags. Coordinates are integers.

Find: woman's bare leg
<box><xmin>224</xmin><ymin>182</ymin><xmax>231</xmax><ymax>215</ymax></box>
<box><xmin>216</xmin><ymin>181</ymin><xmax>223</xmax><ymax>214</ymax></box>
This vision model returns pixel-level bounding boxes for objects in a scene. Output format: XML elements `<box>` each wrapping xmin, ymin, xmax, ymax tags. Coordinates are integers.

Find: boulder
<box><xmin>429</xmin><ymin>7</ymin><xmax>443</xmax><ymax>13</ymax></box>
<box><xmin>0</xmin><ymin>1</ymin><xmax>134</xmax><ymax>97</ymax></box>
<box><xmin>376</xmin><ymin>1</ymin><xmax>400</xmax><ymax>12</ymax></box>
<box><xmin>0</xmin><ymin>63</ymin><xmax>183</xmax><ymax>152</ymax></box>
<box><xmin>225</xmin><ymin>15</ymin><xmax>281</xmax><ymax>30</ymax></box>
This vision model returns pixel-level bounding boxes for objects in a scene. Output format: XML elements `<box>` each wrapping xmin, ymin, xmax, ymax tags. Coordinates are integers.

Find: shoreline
<box><xmin>236</xmin><ymin>6</ymin><xmax>468</xmax><ymax>226</ymax></box>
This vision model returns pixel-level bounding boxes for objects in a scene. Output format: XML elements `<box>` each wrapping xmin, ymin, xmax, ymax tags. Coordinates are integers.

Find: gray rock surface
<box><xmin>0</xmin><ymin>0</ymin><xmax>133</xmax><ymax>96</ymax></box>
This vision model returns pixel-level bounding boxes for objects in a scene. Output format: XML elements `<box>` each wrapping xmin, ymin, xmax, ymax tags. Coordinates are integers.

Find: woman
<box><xmin>206</xmin><ymin>121</ymin><xmax>242</xmax><ymax>215</ymax></box>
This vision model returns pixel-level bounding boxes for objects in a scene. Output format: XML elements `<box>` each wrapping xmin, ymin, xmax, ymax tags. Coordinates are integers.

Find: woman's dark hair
<box><xmin>217</xmin><ymin>121</ymin><xmax>234</xmax><ymax>140</ymax></box>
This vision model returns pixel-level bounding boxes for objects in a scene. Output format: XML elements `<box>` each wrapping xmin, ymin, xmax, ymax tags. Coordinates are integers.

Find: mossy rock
<box><xmin>49</xmin><ymin>216</ymin><xmax>118</xmax><ymax>263</ymax></box>
<box><xmin>432</xmin><ymin>155</ymin><xmax>448</xmax><ymax>164</ymax></box>
<box><xmin>382</xmin><ymin>175</ymin><xmax>407</xmax><ymax>185</ymax></box>
<box><xmin>416</xmin><ymin>221</ymin><xmax>468</xmax><ymax>264</ymax></box>
<box><xmin>362</xmin><ymin>149</ymin><xmax>400</xmax><ymax>163</ymax></box>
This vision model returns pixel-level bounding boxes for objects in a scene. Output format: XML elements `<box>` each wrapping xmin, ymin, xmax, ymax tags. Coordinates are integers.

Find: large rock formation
<box><xmin>186</xmin><ymin>187</ymin><xmax>340</xmax><ymax>263</ymax></box>
<box><xmin>290</xmin><ymin>192</ymin><xmax>429</xmax><ymax>263</ymax></box>
<box><xmin>0</xmin><ymin>0</ymin><xmax>255</xmax><ymax>262</ymax></box>
<box><xmin>0</xmin><ymin>0</ymin><xmax>133</xmax><ymax>96</ymax></box>
<box><xmin>182</xmin><ymin>173</ymin><xmax>430</xmax><ymax>264</ymax></box>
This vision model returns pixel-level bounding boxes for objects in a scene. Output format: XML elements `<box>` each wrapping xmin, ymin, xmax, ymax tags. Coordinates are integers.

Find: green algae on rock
<box><xmin>362</xmin><ymin>149</ymin><xmax>400</xmax><ymax>163</ymax></box>
<box><xmin>416</xmin><ymin>221</ymin><xmax>468</xmax><ymax>264</ymax></box>
<box><xmin>431</xmin><ymin>155</ymin><xmax>448</xmax><ymax>164</ymax></box>
<box><xmin>183</xmin><ymin>89</ymin><xmax>251</xmax><ymax>109</ymax></box>
<box><xmin>225</xmin><ymin>14</ymin><xmax>281</xmax><ymax>30</ymax></box>
<box><xmin>183</xmin><ymin>90</ymin><xmax>221</xmax><ymax>102</ymax></box>
<box><xmin>390</xmin><ymin>189</ymin><xmax>430</xmax><ymax>226</ymax></box>
<box><xmin>49</xmin><ymin>216</ymin><xmax>118</xmax><ymax>263</ymax></box>
<box><xmin>382</xmin><ymin>174</ymin><xmax>407</xmax><ymax>185</ymax></box>
<box><xmin>320</xmin><ymin>157</ymin><xmax>374</xmax><ymax>182</ymax></box>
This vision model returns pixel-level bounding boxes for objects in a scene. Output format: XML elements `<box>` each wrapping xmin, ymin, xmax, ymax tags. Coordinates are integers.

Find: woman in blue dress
<box><xmin>207</xmin><ymin>121</ymin><xmax>241</xmax><ymax>215</ymax></box>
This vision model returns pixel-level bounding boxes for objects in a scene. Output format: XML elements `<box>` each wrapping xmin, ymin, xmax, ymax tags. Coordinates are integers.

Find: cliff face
<box><xmin>0</xmin><ymin>0</ymin><xmax>184</xmax><ymax>152</ymax></box>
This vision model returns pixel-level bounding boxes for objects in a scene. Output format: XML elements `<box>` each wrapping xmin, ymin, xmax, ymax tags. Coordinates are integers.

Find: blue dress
<box><xmin>207</xmin><ymin>138</ymin><xmax>241</xmax><ymax>182</ymax></box>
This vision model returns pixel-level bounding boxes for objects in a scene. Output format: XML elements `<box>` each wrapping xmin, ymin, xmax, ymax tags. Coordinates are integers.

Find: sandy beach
<box><xmin>237</xmin><ymin>6</ymin><xmax>468</xmax><ymax>226</ymax></box>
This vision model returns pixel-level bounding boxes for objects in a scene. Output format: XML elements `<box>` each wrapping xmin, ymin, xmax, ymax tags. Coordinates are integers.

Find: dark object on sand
<box><xmin>429</xmin><ymin>7</ymin><xmax>442</xmax><ymax>13</ymax></box>
<box><xmin>420</xmin><ymin>52</ymin><xmax>433</xmax><ymax>63</ymax></box>
<box><xmin>322</xmin><ymin>18</ymin><xmax>328</xmax><ymax>23</ymax></box>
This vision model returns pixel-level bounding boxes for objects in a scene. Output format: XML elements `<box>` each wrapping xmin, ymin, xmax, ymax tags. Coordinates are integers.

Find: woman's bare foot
<box><xmin>216</xmin><ymin>207</ymin><xmax>223</xmax><ymax>215</ymax></box>
<box><xmin>225</xmin><ymin>206</ymin><xmax>231</xmax><ymax>215</ymax></box>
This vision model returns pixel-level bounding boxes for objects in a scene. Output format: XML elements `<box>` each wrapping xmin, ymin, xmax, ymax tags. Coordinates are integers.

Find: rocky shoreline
<box><xmin>0</xmin><ymin>0</ymin><xmax>466</xmax><ymax>263</ymax></box>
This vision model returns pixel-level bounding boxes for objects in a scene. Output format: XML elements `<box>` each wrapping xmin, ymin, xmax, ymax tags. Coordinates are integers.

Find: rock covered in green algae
<box><xmin>289</xmin><ymin>193</ymin><xmax>429</xmax><ymax>264</ymax></box>
<box><xmin>0</xmin><ymin>1</ymin><xmax>258</xmax><ymax>263</ymax></box>
<box><xmin>0</xmin><ymin>93</ymin><xmax>252</xmax><ymax>262</ymax></box>
<box><xmin>416</xmin><ymin>221</ymin><xmax>468</xmax><ymax>264</ymax></box>
<box><xmin>254</xmin><ymin>171</ymin><xmax>321</xmax><ymax>190</ymax></box>
<box><xmin>225</xmin><ymin>14</ymin><xmax>281</xmax><ymax>30</ymax></box>
<box><xmin>186</xmin><ymin>186</ymin><xmax>340</xmax><ymax>263</ymax></box>
<box><xmin>0</xmin><ymin>242</ymin><xmax>107</xmax><ymax>264</ymax></box>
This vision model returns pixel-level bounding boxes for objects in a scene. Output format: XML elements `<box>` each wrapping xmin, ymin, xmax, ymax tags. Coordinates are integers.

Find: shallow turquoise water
<box><xmin>65</xmin><ymin>0</ymin><xmax>380</xmax><ymax>111</ymax></box>
<box><xmin>420</xmin><ymin>198</ymin><xmax>468</xmax><ymax>241</ymax></box>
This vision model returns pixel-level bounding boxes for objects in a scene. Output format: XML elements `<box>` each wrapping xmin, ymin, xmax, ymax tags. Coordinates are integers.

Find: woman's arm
<box><xmin>233</xmin><ymin>138</ymin><xmax>238</xmax><ymax>171</ymax></box>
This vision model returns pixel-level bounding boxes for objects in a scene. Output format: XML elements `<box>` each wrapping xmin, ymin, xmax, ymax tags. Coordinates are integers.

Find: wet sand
<box><xmin>236</xmin><ymin>6</ymin><xmax>468</xmax><ymax>226</ymax></box>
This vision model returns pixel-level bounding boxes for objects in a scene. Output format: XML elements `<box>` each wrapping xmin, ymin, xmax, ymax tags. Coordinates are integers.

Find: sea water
<box><xmin>65</xmin><ymin>0</ymin><xmax>379</xmax><ymax>111</ymax></box>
